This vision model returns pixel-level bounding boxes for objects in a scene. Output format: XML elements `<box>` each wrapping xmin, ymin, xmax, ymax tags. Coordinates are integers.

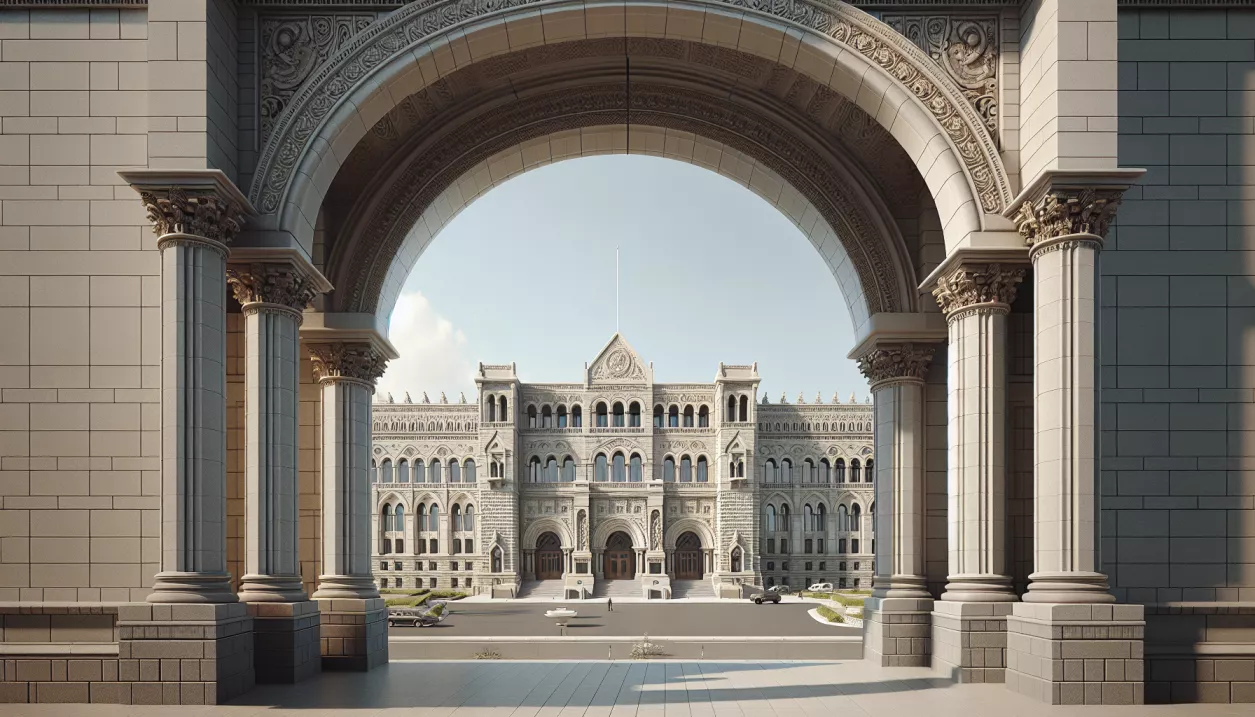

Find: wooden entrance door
<box><xmin>604</xmin><ymin>531</ymin><xmax>635</xmax><ymax>579</ymax></box>
<box><xmin>675</xmin><ymin>531</ymin><xmax>703</xmax><ymax>579</ymax></box>
<box><xmin>535</xmin><ymin>532</ymin><xmax>563</xmax><ymax>579</ymax></box>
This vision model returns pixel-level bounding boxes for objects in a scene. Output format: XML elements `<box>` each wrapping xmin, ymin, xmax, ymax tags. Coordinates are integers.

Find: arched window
<box><xmin>698</xmin><ymin>406</ymin><xmax>709</xmax><ymax>427</ymax></box>
<box><xmin>779</xmin><ymin>504</ymin><xmax>790</xmax><ymax>532</ymax></box>
<box><xmin>739</xmin><ymin>395</ymin><xmax>748</xmax><ymax>422</ymax></box>
<box><xmin>765</xmin><ymin>459</ymin><xmax>777</xmax><ymax>483</ymax></box>
<box><xmin>381</xmin><ymin>459</ymin><xmax>393</xmax><ymax>483</ymax></box>
<box><xmin>562</xmin><ymin>456</ymin><xmax>576</xmax><ymax>482</ymax></box>
<box><xmin>629</xmin><ymin>402</ymin><xmax>641</xmax><ymax>427</ymax></box>
<box><xmin>396</xmin><ymin>459</ymin><xmax>409</xmax><ymax>483</ymax></box>
<box><xmin>764</xmin><ymin>504</ymin><xmax>776</xmax><ymax>532</ymax></box>
<box><xmin>370</xmin><ymin>459</ymin><xmax>378</xmax><ymax>484</ymax></box>
<box><xmin>414</xmin><ymin>459</ymin><xmax>425</xmax><ymax>483</ymax></box>
<box><xmin>487</xmin><ymin>397</ymin><xmax>496</xmax><ymax>422</ymax></box>
<box><xmin>630</xmin><ymin>453</ymin><xmax>642</xmax><ymax>482</ymax></box>
<box><xmin>838</xmin><ymin>505</ymin><xmax>850</xmax><ymax>532</ymax></box>
<box><xmin>817</xmin><ymin>503</ymin><xmax>827</xmax><ymax>531</ymax></box>
<box><xmin>851</xmin><ymin>504</ymin><xmax>861</xmax><ymax>531</ymax></box>
<box><xmin>683</xmin><ymin>405</ymin><xmax>694</xmax><ymax>427</ymax></box>
<box><xmin>781</xmin><ymin>459</ymin><xmax>793</xmax><ymax>483</ymax></box>
<box><xmin>449</xmin><ymin>459</ymin><xmax>461</xmax><ymax>483</ymax></box>
<box><xmin>572</xmin><ymin>405</ymin><xmax>582</xmax><ymax>427</ymax></box>
<box><xmin>529</xmin><ymin>456</ymin><xmax>541</xmax><ymax>482</ymax></box>
<box><xmin>491</xmin><ymin>545</ymin><xmax>503</xmax><ymax>572</ymax></box>
<box><xmin>612</xmin><ymin>402</ymin><xmax>625</xmax><ymax>427</ymax></box>
<box><xmin>866</xmin><ymin>459</ymin><xmax>874</xmax><ymax>483</ymax></box>
<box><xmin>731</xmin><ymin>547</ymin><xmax>742</xmax><ymax>572</ymax></box>
<box><xmin>499</xmin><ymin>396</ymin><xmax>508</xmax><ymax>420</ymax></box>
<box><xmin>429</xmin><ymin>504</ymin><xmax>439</xmax><ymax>532</ymax></box>
<box><xmin>612</xmin><ymin>452</ymin><xmax>626</xmax><ymax>482</ymax></box>
<box><xmin>417</xmin><ymin>504</ymin><xmax>426</xmax><ymax>532</ymax></box>
<box><xmin>654</xmin><ymin>404</ymin><xmax>664</xmax><ymax>428</ymax></box>
<box><xmin>819</xmin><ymin>458</ymin><xmax>830</xmax><ymax>483</ymax></box>
<box><xmin>596</xmin><ymin>402</ymin><xmax>608</xmax><ymax>427</ymax></box>
<box><xmin>663</xmin><ymin>456</ymin><xmax>675</xmax><ymax>482</ymax></box>
<box><xmin>490</xmin><ymin>462</ymin><xmax>498</xmax><ymax>478</ymax></box>
<box><xmin>527</xmin><ymin>405</ymin><xmax>537</xmax><ymax>428</ymax></box>
<box><xmin>451</xmin><ymin>504</ymin><xmax>462</xmax><ymax>532</ymax></box>
<box><xmin>464</xmin><ymin>505</ymin><xmax>474</xmax><ymax>531</ymax></box>
<box><xmin>804</xmin><ymin>459</ymin><xmax>814</xmax><ymax>484</ymax></box>
<box><xmin>595</xmin><ymin>453</ymin><xmax>608</xmax><ymax>482</ymax></box>
<box><xmin>464</xmin><ymin>459</ymin><xmax>476</xmax><ymax>483</ymax></box>
<box><xmin>696</xmin><ymin>456</ymin><xmax>708</xmax><ymax>482</ymax></box>
<box><xmin>430</xmin><ymin>460</ymin><xmax>442</xmax><ymax>483</ymax></box>
<box><xmin>835</xmin><ymin>458</ymin><xmax>846</xmax><ymax>483</ymax></box>
<box><xmin>727</xmin><ymin>395</ymin><xmax>737</xmax><ymax>421</ymax></box>
<box><xmin>542</xmin><ymin>405</ymin><xmax>553</xmax><ymax>428</ymax></box>
<box><xmin>546</xmin><ymin>457</ymin><xmax>559</xmax><ymax>483</ymax></box>
<box><xmin>668</xmin><ymin>405</ymin><xmax>679</xmax><ymax>427</ymax></box>
<box><xmin>851</xmin><ymin>458</ymin><xmax>861</xmax><ymax>482</ymax></box>
<box><xmin>395</xmin><ymin>504</ymin><xmax>405</xmax><ymax>533</ymax></box>
<box><xmin>805</xmin><ymin>504</ymin><xmax>814</xmax><ymax>531</ymax></box>
<box><xmin>680</xmin><ymin>455</ymin><xmax>692</xmax><ymax>482</ymax></box>
<box><xmin>381</xmin><ymin>504</ymin><xmax>393</xmax><ymax>532</ymax></box>
<box><xmin>557</xmin><ymin>404</ymin><xmax>568</xmax><ymax>428</ymax></box>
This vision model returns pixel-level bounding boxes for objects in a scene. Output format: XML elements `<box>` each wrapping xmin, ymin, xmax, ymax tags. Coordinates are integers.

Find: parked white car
<box><xmin>808</xmin><ymin>582</ymin><xmax>833</xmax><ymax>592</ymax></box>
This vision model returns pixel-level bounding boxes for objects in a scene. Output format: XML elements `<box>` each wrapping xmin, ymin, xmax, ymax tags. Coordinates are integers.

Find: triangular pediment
<box><xmin>587</xmin><ymin>333</ymin><xmax>651</xmax><ymax>385</ymax></box>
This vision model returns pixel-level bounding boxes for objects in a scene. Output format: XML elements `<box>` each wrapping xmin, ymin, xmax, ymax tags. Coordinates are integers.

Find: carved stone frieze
<box><xmin>258</xmin><ymin>13</ymin><xmax>378</xmax><ymax>145</ymax></box>
<box><xmin>857</xmin><ymin>344</ymin><xmax>936</xmax><ymax>386</ymax></box>
<box><xmin>879</xmin><ymin>14</ymin><xmax>998</xmax><ymax>145</ymax></box>
<box><xmin>226</xmin><ymin>263</ymin><xmax>320</xmax><ymax>313</ymax></box>
<box><xmin>308</xmin><ymin>342</ymin><xmax>388</xmax><ymax>384</ymax></box>
<box><xmin>932</xmin><ymin>263</ymin><xmax>1026</xmax><ymax>317</ymax></box>
<box><xmin>1013</xmin><ymin>188</ymin><xmax>1127</xmax><ymax>247</ymax></box>
<box><xmin>138</xmin><ymin>187</ymin><xmax>246</xmax><ymax>245</ymax></box>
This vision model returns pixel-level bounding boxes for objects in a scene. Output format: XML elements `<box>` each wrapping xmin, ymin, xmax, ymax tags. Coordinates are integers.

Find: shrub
<box><xmin>830</xmin><ymin>593</ymin><xmax>868</xmax><ymax>607</ymax></box>
<box><xmin>630</xmin><ymin>633</ymin><xmax>667</xmax><ymax>659</ymax></box>
<box><xmin>429</xmin><ymin>602</ymin><xmax>446</xmax><ymax>617</ymax></box>
<box><xmin>474</xmin><ymin>648</ymin><xmax>502</xmax><ymax>660</ymax></box>
<box><xmin>816</xmin><ymin>606</ymin><xmax>845</xmax><ymax>623</ymax></box>
<box><xmin>385</xmin><ymin>595</ymin><xmax>428</xmax><ymax>607</ymax></box>
<box><xmin>428</xmin><ymin>590</ymin><xmax>469</xmax><ymax>600</ymax></box>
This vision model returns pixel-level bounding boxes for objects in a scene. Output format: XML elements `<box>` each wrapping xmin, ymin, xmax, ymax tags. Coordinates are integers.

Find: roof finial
<box><xmin>815</xmin><ymin>391</ymin><xmax>823</xmax><ymax>404</ymax></box>
<box><xmin>386</xmin><ymin>392</ymin><xmax>394</xmax><ymax>404</ymax></box>
<box><xmin>459</xmin><ymin>391</ymin><xmax>467</xmax><ymax>404</ymax></box>
<box><xmin>761</xmin><ymin>392</ymin><xmax>769</xmax><ymax>405</ymax></box>
<box><xmin>832</xmin><ymin>392</ymin><xmax>841</xmax><ymax>404</ymax></box>
<box><xmin>780</xmin><ymin>392</ymin><xmax>787</xmax><ymax>404</ymax></box>
<box><xmin>796</xmin><ymin>392</ymin><xmax>805</xmax><ymax>404</ymax></box>
<box><xmin>404</xmin><ymin>392</ymin><xmax>412</xmax><ymax>404</ymax></box>
<box><xmin>422</xmin><ymin>391</ymin><xmax>430</xmax><ymax>404</ymax></box>
<box><xmin>440</xmin><ymin>391</ymin><xmax>448</xmax><ymax>404</ymax></box>
<box><xmin>849</xmin><ymin>391</ymin><xmax>856</xmax><ymax>404</ymax></box>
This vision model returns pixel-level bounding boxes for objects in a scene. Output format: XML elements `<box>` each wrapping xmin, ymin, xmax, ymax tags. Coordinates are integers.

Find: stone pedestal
<box><xmin>863</xmin><ymin>596</ymin><xmax>933</xmax><ymax>667</ymax></box>
<box><xmin>117</xmin><ymin>604</ymin><xmax>254</xmax><ymax>705</ymax></box>
<box><xmin>316</xmin><ymin>598</ymin><xmax>389</xmax><ymax>672</ymax></box>
<box><xmin>932</xmin><ymin>601</ymin><xmax>1013</xmax><ymax>683</ymax></box>
<box><xmin>1005</xmin><ymin>603</ymin><xmax>1145</xmax><ymax>705</ymax></box>
<box><xmin>248</xmin><ymin>601</ymin><xmax>322</xmax><ymax>684</ymax></box>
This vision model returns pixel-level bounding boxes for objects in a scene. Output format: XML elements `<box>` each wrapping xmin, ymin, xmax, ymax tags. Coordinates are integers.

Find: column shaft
<box><xmin>313</xmin><ymin>376</ymin><xmax>377</xmax><ymax>598</ymax></box>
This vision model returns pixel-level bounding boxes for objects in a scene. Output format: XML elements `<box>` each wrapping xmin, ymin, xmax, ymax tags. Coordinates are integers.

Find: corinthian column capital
<box><xmin>227</xmin><ymin>263</ymin><xmax>320</xmax><ymax>316</ymax></box>
<box><xmin>309</xmin><ymin>342</ymin><xmax>388</xmax><ymax>386</ymax></box>
<box><xmin>1012</xmin><ymin>188</ymin><xmax>1125</xmax><ymax>247</ymax></box>
<box><xmin>119</xmin><ymin>169</ymin><xmax>253</xmax><ymax>248</ymax></box>
<box><xmin>857</xmin><ymin>344</ymin><xmax>936</xmax><ymax>388</ymax></box>
<box><xmin>932</xmin><ymin>263</ymin><xmax>1026</xmax><ymax>320</ymax></box>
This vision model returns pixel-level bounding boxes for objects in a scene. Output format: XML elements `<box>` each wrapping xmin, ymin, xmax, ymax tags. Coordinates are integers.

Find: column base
<box><xmin>118</xmin><ymin>603</ymin><xmax>254</xmax><ymax>705</ymax></box>
<box><xmin>146</xmin><ymin>572</ymin><xmax>238</xmax><ymax>604</ymax></box>
<box><xmin>871</xmin><ymin>574</ymin><xmax>931</xmax><ymax>600</ymax></box>
<box><xmin>863</xmin><ymin>596</ymin><xmax>934</xmax><ymax>667</ymax></box>
<box><xmin>939</xmin><ymin>574</ymin><xmax>1017</xmax><ymax>603</ymax></box>
<box><xmin>311</xmin><ymin>574</ymin><xmax>380</xmax><ymax>600</ymax></box>
<box><xmin>246</xmin><ymin>601</ymin><xmax>321</xmax><ymax>684</ymax></box>
<box><xmin>931</xmin><ymin>601</ymin><xmax>1014</xmax><ymax>683</ymax></box>
<box><xmin>1023</xmin><ymin>571</ymin><xmax>1116</xmax><ymax>604</ymax></box>
<box><xmin>239</xmin><ymin>574</ymin><xmax>307</xmax><ymax>603</ymax></box>
<box><xmin>1005</xmin><ymin>602</ymin><xmax>1145</xmax><ymax>705</ymax></box>
<box><xmin>315</xmin><ymin>598</ymin><xmax>388</xmax><ymax>671</ymax></box>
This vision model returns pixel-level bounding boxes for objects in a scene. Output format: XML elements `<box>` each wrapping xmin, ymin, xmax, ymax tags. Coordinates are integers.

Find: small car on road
<box><xmin>767</xmin><ymin>584</ymin><xmax>793</xmax><ymax>595</ymax></box>
<box><xmin>750</xmin><ymin>590</ymin><xmax>782</xmax><ymax>604</ymax></box>
<box><xmin>808</xmin><ymin>582</ymin><xmax>833</xmax><ymax>592</ymax></box>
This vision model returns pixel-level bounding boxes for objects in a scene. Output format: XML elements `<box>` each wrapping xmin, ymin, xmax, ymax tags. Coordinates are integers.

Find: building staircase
<box><xmin>515</xmin><ymin>580</ymin><xmax>566</xmax><ymax>599</ymax></box>
<box><xmin>670</xmin><ymin>579</ymin><xmax>715</xmax><ymax>599</ymax></box>
<box><xmin>593</xmin><ymin>579</ymin><xmax>641</xmax><ymax>600</ymax></box>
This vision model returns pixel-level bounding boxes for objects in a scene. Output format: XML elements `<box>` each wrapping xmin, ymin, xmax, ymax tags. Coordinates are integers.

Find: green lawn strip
<box><xmin>815</xmin><ymin>605</ymin><xmax>845</xmax><ymax>623</ymax></box>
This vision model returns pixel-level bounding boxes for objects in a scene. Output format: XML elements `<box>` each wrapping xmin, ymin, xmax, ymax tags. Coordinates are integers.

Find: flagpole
<box><xmin>616</xmin><ymin>247</ymin><xmax>620</xmax><ymax>333</ymax></box>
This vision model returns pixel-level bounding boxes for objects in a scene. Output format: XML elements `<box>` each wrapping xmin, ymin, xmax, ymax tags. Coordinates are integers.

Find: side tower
<box><xmin>476</xmin><ymin>363</ymin><xmax>522</xmax><ymax>597</ymax></box>
<box><xmin>713</xmin><ymin>363</ymin><xmax>761</xmax><ymax>597</ymax></box>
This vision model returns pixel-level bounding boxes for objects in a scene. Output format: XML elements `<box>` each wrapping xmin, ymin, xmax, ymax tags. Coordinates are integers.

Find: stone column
<box><xmin>119</xmin><ymin>170</ymin><xmax>255</xmax><ymax>704</ymax></box>
<box><xmin>1004</xmin><ymin>180</ymin><xmax>1145</xmax><ymax>705</ymax></box>
<box><xmin>308</xmin><ymin>342</ymin><xmax>389</xmax><ymax>671</ymax></box>
<box><xmin>857</xmin><ymin>344</ymin><xmax>936</xmax><ymax>667</ymax></box>
<box><xmin>929</xmin><ymin>263</ymin><xmax>1025</xmax><ymax>683</ymax></box>
<box><xmin>226</xmin><ymin>262</ymin><xmax>322</xmax><ymax>684</ymax></box>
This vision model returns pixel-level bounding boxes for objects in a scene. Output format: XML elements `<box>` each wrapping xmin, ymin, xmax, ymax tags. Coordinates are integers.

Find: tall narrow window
<box><xmin>698</xmin><ymin>406</ymin><xmax>709</xmax><ymax>427</ymax></box>
<box><xmin>528</xmin><ymin>405</ymin><xmax>537</xmax><ymax>428</ymax></box>
<box><xmin>663</xmin><ymin>457</ymin><xmax>675</xmax><ymax>482</ymax></box>
<box><xmin>449</xmin><ymin>459</ymin><xmax>461</xmax><ymax>483</ymax></box>
<box><xmin>629</xmin><ymin>402</ymin><xmax>641</xmax><ymax>427</ymax></box>
<box><xmin>596</xmin><ymin>402</ymin><xmax>608</xmax><ymax>427</ymax></box>
<box><xmin>819</xmin><ymin>458</ymin><xmax>830</xmax><ymax>483</ymax></box>
<box><xmin>464</xmin><ymin>505</ymin><xmax>474</xmax><ymax>531</ymax></box>
<box><xmin>542</xmin><ymin>405</ymin><xmax>553</xmax><ymax>428</ymax></box>
<box><xmin>696</xmin><ymin>457</ymin><xmax>708</xmax><ymax>482</ymax></box>
<box><xmin>572</xmin><ymin>405</ymin><xmax>582</xmax><ymax>427</ymax></box>
<box><xmin>782</xmin><ymin>459</ymin><xmax>793</xmax><ymax>483</ymax></box>
<box><xmin>546</xmin><ymin>457</ymin><xmax>559</xmax><ymax>483</ymax></box>
<box><xmin>765</xmin><ymin>459</ymin><xmax>776</xmax><ymax>483</ymax></box>
<box><xmin>866</xmin><ymin>459</ymin><xmax>874</xmax><ymax>483</ymax></box>
<box><xmin>451</xmin><ymin>505</ymin><xmax>462</xmax><ymax>532</ymax></box>
<box><xmin>805</xmin><ymin>504</ymin><xmax>814</xmax><ymax>531</ymax></box>
<box><xmin>612</xmin><ymin>402</ymin><xmax>625</xmax><ymax>427</ymax></box>
<box><xmin>612</xmin><ymin>452</ymin><xmax>626</xmax><ymax>482</ymax></box>
<box><xmin>780</xmin><ymin>504</ymin><xmax>790</xmax><ymax>532</ymax></box>
<box><xmin>487</xmin><ymin>398</ymin><xmax>496</xmax><ymax>422</ymax></box>
<box><xmin>415</xmin><ymin>459</ymin><xmax>425</xmax><ymax>483</ymax></box>
<box><xmin>838</xmin><ymin>505</ymin><xmax>849</xmax><ymax>532</ymax></box>
<box><xmin>851</xmin><ymin>504</ymin><xmax>861</xmax><ymax>531</ymax></box>
<box><xmin>529</xmin><ymin>457</ymin><xmax>540</xmax><ymax>482</ymax></box>
<box><xmin>765</xmin><ymin>504</ymin><xmax>776</xmax><ymax>532</ymax></box>
<box><xmin>562</xmin><ymin>457</ymin><xmax>575</xmax><ymax>482</ymax></box>
<box><xmin>739</xmin><ymin>395</ymin><xmax>748</xmax><ymax>422</ymax></box>
<box><xmin>683</xmin><ymin>406</ymin><xmax>694</xmax><ymax>427</ymax></box>
<box><xmin>557</xmin><ymin>405</ymin><xmax>568</xmax><ymax>428</ymax></box>
<box><xmin>731</xmin><ymin>547</ymin><xmax>742</xmax><ymax>572</ymax></box>
<box><xmin>630</xmin><ymin>454</ymin><xmax>642</xmax><ymax>482</ymax></box>
<box><xmin>381</xmin><ymin>459</ymin><xmax>393</xmax><ymax>483</ymax></box>
<box><xmin>381</xmin><ymin>504</ymin><xmax>393</xmax><ymax>533</ymax></box>
<box><xmin>654</xmin><ymin>405</ymin><xmax>664</xmax><ymax>428</ymax></box>
<box><xmin>668</xmin><ymin>406</ymin><xmax>679</xmax><ymax>427</ymax></box>
<box><xmin>595</xmin><ymin>454</ymin><xmax>608</xmax><ymax>482</ymax></box>
<box><xmin>835</xmin><ymin>458</ymin><xmax>845</xmax><ymax>483</ymax></box>
<box><xmin>429</xmin><ymin>505</ymin><xmax>439</xmax><ymax>533</ymax></box>
<box><xmin>727</xmin><ymin>395</ymin><xmax>737</xmax><ymax>421</ymax></box>
<box><xmin>680</xmin><ymin>455</ymin><xmax>692</xmax><ymax>482</ymax></box>
<box><xmin>464</xmin><ymin>459</ymin><xmax>475</xmax><ymax>483</ymax></box>
<box><xmin>851</xmin><ymin>459</ymin><xmax>861</xmax><ymax>482</ymax></box>
<box><xmin>370</xmin><ymin>459</ymin><xmax>378</xmax><ymax>484</ymax></box>
<box><xmin>397</xmin><ymin>459</ymin><xmax>409</xmax><ymax>483</ymax></box>
<box><xmin>804</xmin><ymin>459</ymin><xmax>814</xmax><ymax>484</ymax></box>
<box><xmin>817</xmin><ymin>504</ymin><xmax>827</xmax><ymax>531</ymax></box>
<box><xmin>499</xmin><ymin>396</ymin><xmax>508</xmax><ymax>421</ymax></box>
<box><xmin>417</xmin><ymin>504</ymin><xmax>426</xmax><ymax>532</ymax></box>
<box><xmin>430</xmin><ymin>460</ymin><xmax>441</xmax><ymax>483</ymax></box>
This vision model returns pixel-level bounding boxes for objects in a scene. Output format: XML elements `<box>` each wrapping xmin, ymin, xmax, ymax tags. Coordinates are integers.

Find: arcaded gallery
<box><xmin>0</xmin><ymin>0</ymin><xmax>1252</xmax><ymax>709</ymax></box>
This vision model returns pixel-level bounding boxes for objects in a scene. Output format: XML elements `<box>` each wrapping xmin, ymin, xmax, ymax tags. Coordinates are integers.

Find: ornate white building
<box><xmin>370</xmin><ymin>335</ymin><xmax>875</xmax><ymax>599</ymax></box>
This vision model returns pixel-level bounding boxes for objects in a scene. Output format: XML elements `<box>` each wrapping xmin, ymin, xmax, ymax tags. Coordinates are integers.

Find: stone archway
<box><xmin>604</xmin><ymin>531</ymin><xmax>636</xmax><ymax>580</ymax></box>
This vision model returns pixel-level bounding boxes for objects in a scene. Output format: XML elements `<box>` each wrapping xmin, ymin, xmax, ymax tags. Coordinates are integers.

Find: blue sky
<box><xmin>375</xmin><ymin>155</ymin><xmax>870</xmax><ymax>404</ymax></box>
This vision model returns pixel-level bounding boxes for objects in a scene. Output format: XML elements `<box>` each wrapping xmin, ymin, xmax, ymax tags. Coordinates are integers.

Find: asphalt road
<box><xmin>388</xmin><ymin>600</ymin><xmax>861</xmax><ymax>637</ymax></box>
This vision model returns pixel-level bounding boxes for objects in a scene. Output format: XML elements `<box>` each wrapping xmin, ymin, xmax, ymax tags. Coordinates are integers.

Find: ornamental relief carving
<box><xmin>137</xmin><ymin>187</ymin><xmax>247</xmax><ymax>245</ymax></box>
<box><xmin>932</xmin><ymin>263</ymin><xmax>1025</xmax><ymax>317</ymax></box>
<box><xmin>591</xmin><ymin>347</ymin><xmax>647</xmax><ymax>382</ymax></box>
<box><xmin>1013</xmin><ymin>188</ymin><xmax>1127</xmax><ymax>246</ymax></box>
<box><xmin>250</xmin><ymin>0</ymin><xmax>1010</xmax><ymax>231</ymax></box>
<box><xmin>308</xmin><ymin>342</ymin><xmax>388</xmax><ymax>384</ymax></box>
<box><xmin>226</xmin><ymin>263</ymin><xmax>319</xmax><ymax>312</ymax></box>
<box><xmin>879</xmin><ymin>14</ymin><xmax>999</xmax><ymax>146</ymax></box>
<box><xmin>856</xmin><ymin>344</ymin><xmax>936</xmax><ymax>385</ymax></box>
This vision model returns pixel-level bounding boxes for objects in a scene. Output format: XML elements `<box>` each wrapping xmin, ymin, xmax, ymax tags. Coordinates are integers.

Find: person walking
<box><xmin>607</xmin><ymin>597</ymin><xmax>613</xmax><ymax>612</ymax></box>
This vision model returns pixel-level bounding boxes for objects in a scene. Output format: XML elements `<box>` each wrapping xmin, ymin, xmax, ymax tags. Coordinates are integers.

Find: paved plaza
<box><xmin>391</xmin><ymin>602</ymin><xmax>858</xmax><ymax>638</ymax></box>
<box><xmin>0</xmin><ymin>661</ymin><xmax>1246</xmax><ymax>716</ymax></box>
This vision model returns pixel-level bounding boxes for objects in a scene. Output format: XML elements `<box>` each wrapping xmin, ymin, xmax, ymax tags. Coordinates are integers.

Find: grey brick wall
<box><xmin>1107</xmin><ymin>8</ymin><xmax>1255</xmax><ymax>603</ymax></box>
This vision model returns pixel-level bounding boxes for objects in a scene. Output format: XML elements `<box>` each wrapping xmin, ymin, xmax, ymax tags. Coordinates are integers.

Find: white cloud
<box><xmin>376</xmin><ymin>291</ymin><xmax>478</xmax><ymax>403</ymax></box>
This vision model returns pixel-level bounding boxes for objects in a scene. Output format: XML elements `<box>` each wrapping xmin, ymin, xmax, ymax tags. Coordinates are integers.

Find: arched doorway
<box><xmin>675</xmin><ymin>531</ymin><xmax>704</xmax><ymax>580</ymax></box>
<box><xmin>604</xmin><ymin>531</ymin><xmax>635</xmax><ymax>580</ymax></box>
<box><xmin>535</xmin><ymin>532</ymin><xmax>563</xmax><ymax>580</ymax></box>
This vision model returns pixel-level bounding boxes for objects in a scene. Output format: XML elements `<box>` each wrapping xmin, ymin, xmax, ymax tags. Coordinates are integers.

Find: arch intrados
<box><xmin>252</xmin><ymin>0</ymin><xmax>1009</xmax><ymax>258</ymax></box>
<box><xmin>664</xmin><ymin>518</ymin><xmax>716</xmax><ymax>550</ymax></box>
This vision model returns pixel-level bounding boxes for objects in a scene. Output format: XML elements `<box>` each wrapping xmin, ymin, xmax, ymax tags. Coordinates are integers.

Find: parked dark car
<box><xmin>750</xmin><ymin>590</ymin><xmax>782</xmax><ymax>604</ymax></box>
